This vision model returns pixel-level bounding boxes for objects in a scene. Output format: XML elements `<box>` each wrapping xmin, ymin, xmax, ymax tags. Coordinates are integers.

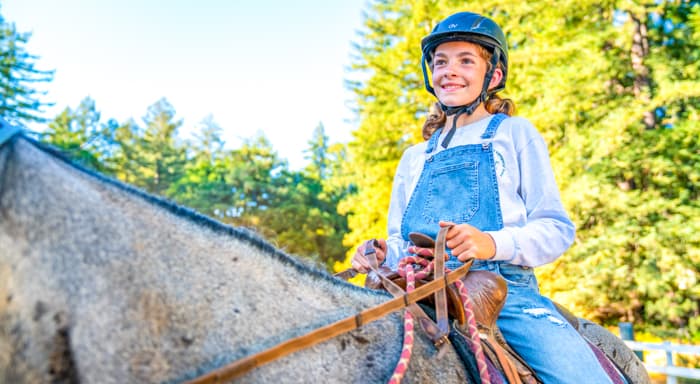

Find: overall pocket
<box><xmin>423</xmin><ymin>161</ymin><xmax>479</xmax><ymax>224</ymax></box>
<box><xmin>497</xmin><ymin>264</ymin><xmax>535</xmax><ymax>288</ymax></box>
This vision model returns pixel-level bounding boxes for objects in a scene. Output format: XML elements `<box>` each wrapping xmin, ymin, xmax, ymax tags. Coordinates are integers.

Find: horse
<box><xmin>0</xmin><ymin>122</ymin><xmax>648</xmax><ymax>383</ymax></box>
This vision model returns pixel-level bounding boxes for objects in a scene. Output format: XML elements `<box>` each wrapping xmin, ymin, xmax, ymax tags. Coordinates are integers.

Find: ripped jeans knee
<box><xmin>521</xmin><ymin>306</ymin><xmax>568</xmax><ymax>327</ymax></box>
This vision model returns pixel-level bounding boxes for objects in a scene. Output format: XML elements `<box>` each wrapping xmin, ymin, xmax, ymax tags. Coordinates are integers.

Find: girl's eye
<box><xmin>434</xmin><ymin>59</ymin><xmax>447</xmax><ymax>66</ymax></box>
<box><xmin>461</xmin><ymin>58</ymin><xmax>474</xmax><ymax>65</ymax></box>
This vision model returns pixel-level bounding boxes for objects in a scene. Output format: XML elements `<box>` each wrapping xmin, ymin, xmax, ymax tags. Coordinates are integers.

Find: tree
<box><xmin>287</xmin><ymin>123</ymin><xmax>352</xmax><ymax>269</ymax></box>
<box><xmin>168</xmin><ymin>116</ymin><xmax>233</xmax><ymax>219</ymax></box>
<box><xmin>41</xmin><ymin>97</ymin><xmax>117</xmax><ymax>173</ymax></box>
<box><xmin>115</xmin><ymin>98</ymin><xmax>187</xmax><ymax>196</ymax></box>
<box><xmin>343</xmin><ymin>0</ymin><xmax>699</xmax><ymax>338</ymax></box>
<box><xmin>538</xmin><ymin>1</ymin><xmax>700</xmax><ymax>339</ymax></box>
<box><xmin>338</xmin><ymin>0</ymin><xmax>441</xmax><ymax>279</ymax></box>
<box><xmin>0</xmin><ymin>9</ymin><xmax>53</xmax><ymax>124</ymax></box>
<box><xmin>305</xmin><ymin>123</ymin><xmax>332</xmax><ymax>180</ymax></box>
<box><xmin>221</xmin><ymin>134</ymin><xmax>286</xmax><ymax>226</ymax></box>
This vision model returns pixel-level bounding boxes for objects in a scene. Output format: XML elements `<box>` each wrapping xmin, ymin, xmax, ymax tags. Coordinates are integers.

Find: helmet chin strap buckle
<box><xmin>439</xmin><ymin>94</ymin><xmax>485</xmax><ymax>149</ymax></box>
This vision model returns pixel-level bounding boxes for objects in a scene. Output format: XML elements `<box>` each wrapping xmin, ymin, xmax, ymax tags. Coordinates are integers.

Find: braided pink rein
<box><xmin>388</xmin><ymin>254</ymin><xmax>491</xmax><ymax>384</ymax></box>
<box><xmin>387</xmin><ymin>262</ymin><xmax>417</xmax><ymax>384</ymax></box>
<box><xmin>453</xmin><ymin>276</ymin><xmax>491</xmax><ymax>384</ymax></box>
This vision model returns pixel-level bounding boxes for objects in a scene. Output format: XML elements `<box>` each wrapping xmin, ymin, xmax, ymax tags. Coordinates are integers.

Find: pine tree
<box><xmin>0</xmin><ymin>9</ymin><xmax>53</xmax><ymax>124</ymax></box>
<box><xmin>169</xmin><ymin>116</ymin><xmax>232</xmax><ymax>219</ymax></box>
<box><xmin>126</xmin><ymin>98</ymin><xmax>187</xmax><ymax>197</ymax></box>
<box><xmin>41</xmin><ymin>97</ymin><xmax>117</xmax><ymax>173</ymax></box>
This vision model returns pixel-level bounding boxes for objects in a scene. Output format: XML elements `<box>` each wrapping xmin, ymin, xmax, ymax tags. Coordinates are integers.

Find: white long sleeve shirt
<box><xmin>384</xmin><ymin>114</ymin><xmax>575</xmax><ymax>270</ymax></box>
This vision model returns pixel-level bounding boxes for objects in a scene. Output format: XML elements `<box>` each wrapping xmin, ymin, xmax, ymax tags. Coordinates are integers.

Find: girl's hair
<box><xmin>422</xmin><ymin>44</ymin><xmax>516</xmax><ymax>140</ymax></box>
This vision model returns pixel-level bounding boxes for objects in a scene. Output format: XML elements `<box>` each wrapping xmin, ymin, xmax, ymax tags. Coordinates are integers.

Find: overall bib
<box><xmin>400</xmin><ymin>114</ymin><xmax>619</xmax><ymax>384</ymax></box>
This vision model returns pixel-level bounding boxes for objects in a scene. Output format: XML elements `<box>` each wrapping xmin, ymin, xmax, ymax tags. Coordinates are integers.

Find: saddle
<box><xmin>363</xmin><ymin>232</ymin><xmax>541</xmax><ymax>384</ymax></box>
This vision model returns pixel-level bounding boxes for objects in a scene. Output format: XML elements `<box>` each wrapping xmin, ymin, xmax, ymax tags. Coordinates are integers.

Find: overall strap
<box><xmin>425</xmin><ymin>127</ymin><xmax>443</xmax><ymax>154</ymax></box>
<box><xmin>426</xmin><ymin>113</ymin><xmax>508</xmax><ymax>153</ymax></box>
<box><xmin>480</xmin><ymin>113</ymin><xmax>508</xmax><ymax>141</ymax></box>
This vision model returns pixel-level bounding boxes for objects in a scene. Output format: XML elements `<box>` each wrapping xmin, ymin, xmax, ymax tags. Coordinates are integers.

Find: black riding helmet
<box><xmin>421</xmin><ymin>12</ymin><xmax>509</xmax><ymax>148</ymax></box>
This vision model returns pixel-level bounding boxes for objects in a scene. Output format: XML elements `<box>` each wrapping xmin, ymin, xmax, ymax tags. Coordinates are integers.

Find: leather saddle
<box><xmin>363</xmin><ymin>232</ymin><xmax>541</xmax><ymax>384</ymax></box>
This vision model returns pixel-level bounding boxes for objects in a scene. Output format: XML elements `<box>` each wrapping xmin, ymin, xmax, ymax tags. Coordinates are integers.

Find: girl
<box><xmin>351</xmin><ymin>11</ymin><xmax>621</xmax><ymax>383</ymax></box>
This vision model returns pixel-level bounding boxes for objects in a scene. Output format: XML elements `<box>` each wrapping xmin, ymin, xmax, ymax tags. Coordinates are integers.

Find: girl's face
<box><xmin>431</xmin><ymin>41</ymin><xmax>491</xmax><ymax>108</ymax></box>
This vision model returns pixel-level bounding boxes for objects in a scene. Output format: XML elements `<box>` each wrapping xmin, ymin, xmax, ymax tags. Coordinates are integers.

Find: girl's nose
<box><xmin>443</xmin><ymin>66</ymin><xmax>457</xmax><ymax>77</ymax></box>
<box><xmin>443</xmin><ymin>61</ymin><xmax>459</xmax><ymax>76</ymax></box>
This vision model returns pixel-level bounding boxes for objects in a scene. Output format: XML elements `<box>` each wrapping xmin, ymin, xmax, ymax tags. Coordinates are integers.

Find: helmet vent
<box><xmin>471</xmin><ymin>17</ymin><xmax>486</xmax><ymax>29</ymax></box>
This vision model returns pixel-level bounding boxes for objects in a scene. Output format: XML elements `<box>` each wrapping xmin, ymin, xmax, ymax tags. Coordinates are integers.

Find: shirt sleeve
<box><xmin>486</xmin><ymin>125</ymin><xmax>575</xmax><ymax>267</ymax></box>
<box><xmin>384</xmin><ymin>150</ymin><xmax>413</xmax><ymax>270</ymax></box>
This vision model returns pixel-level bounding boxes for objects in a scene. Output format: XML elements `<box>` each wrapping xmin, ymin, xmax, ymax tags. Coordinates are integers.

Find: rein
<box><xmin>392</xmin><ymin>253</ymin><xmax>492</xmax><ymax>384</ymax></box>
<box><xmin>386</xmin><ymin>228</ymin><xmax>490</xmax><ymax>384</ymax></box>
<box><xmin>184</xmin><ymin>239</ymin><xmax>474</xmax><ymax>383</ymax></box>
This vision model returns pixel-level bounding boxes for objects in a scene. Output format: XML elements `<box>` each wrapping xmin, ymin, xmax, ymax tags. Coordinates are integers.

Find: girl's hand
<box><xmin>350</xmin><ymin>239</ymin><xmax>387</xmax><ymax>273</ymax></box>
<box><xmin>439</xmin><ymin>221</ymin><xmax>496</xmax><ymax>261</ymax></box>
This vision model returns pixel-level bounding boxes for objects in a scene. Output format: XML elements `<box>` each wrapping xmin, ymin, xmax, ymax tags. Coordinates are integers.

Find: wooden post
<box><xmin>619</xmin><ymin>322</ymin><xmax>644</xmax><ymax>361</ymax></box>
<box><xmin>663</xmin><ymin>341</ymin><xmax>677</xmax><ymax>384</ymax></box>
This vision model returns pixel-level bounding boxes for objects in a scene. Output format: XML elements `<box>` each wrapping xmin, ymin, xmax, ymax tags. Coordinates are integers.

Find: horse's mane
<box><xmin>9</xmin><ymin>132</ymin><xmax>366</xmax><ymax>291</ymax></box>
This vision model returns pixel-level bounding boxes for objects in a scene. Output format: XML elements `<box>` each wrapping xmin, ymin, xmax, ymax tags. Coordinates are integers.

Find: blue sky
<box><xmin>2</xmin><ymin>0</ymin><xmax>368</xmax><ymax>169</ymax></box>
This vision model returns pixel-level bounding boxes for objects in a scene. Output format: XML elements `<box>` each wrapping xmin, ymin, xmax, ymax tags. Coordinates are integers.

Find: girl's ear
<box><xmin>488</xmin><ymin>68</ymin><xmax>504</xmax><ymax>91</ymax></box>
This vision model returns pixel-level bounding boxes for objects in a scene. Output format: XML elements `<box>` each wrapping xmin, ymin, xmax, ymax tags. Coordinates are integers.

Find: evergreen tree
<box><xmin>338</xmin><ymin>0</ymin><xmax>440</xmax><ymax>278</ymax></box>
<box><xmin>223</xmin><ymin>134</ymin><xmax>285</xmax><ymax>224</ymax></box>
<box><xmin>0</xmin><ymin>9</ymin><xmax>53</xmax><ymax>124</ymax></box>
<box><xmin>120</xmin><ymin>98</ymin><xmax>187</xmax><ymax>196</ymax></box>
<box><xmin>537</xmin><ymin>0</ymin><xmax>700</xmax><ymax>339</ymax></box>
<box><xmin>41</xmin><ymin>97</ymin><xmax>116</xmax><ymax>173</ymax></box>
<box><xmin>292</xmin><ymin>123</ymin><xmax>351</xmax><ymax>269</ymax></box>
<box><xmin>169</xmin><ymin>116</ymin><xmax>233</xmax><ymax>219</ymax></box>
<box><xmin>305</xmin><ymin>123</ymin><xmax>331</xmax><ymax>180</ymax></box>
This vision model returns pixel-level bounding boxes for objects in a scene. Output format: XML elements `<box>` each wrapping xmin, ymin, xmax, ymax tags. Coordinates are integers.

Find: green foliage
<box><xmin>129</xmin><ymin>98</ymin><xmax>188</xmax><ymax>196</ymax></box>
<box><xmin>171</xmin><ymin>124</ymin><xmax>352</xmax><ymax>269</ymax></box>
<box><xmin>168</xmin><ymin>116</ymin><xmax>232</xmax><ymax>218</ymax></box>
<box><xmin>40</xmin><ymin>97</ymin><xmax>117</xmax><ymax>174</ymax></box>
<box><xmin>339</xmin><ymin>0</ymin><xmax>443</xmax><ymax>267</ymax></box>
<box><xmin>213</xmin><ymin>125</ymin><xmax>351</xmax><ymax>269</ymax></box>
<box><xmin>344</xmin><ymin>0</ymin><xmax>699</xmax><ymax>339</ymax></box>
<box><xmin>0</xmin><ymin>11</ymin><xmax>53</xmax><ymax>124</ymax></box>
<box><xmin>301</xmin><ymin>125</ymin><xmax>353</xmax><ymax>268</ymax></box>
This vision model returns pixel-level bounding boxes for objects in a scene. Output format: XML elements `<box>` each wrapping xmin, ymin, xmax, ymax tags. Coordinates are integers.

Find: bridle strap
<box><xmin>432</xmin><ymin>227</ymin><xmax>450</xmax><ymax>353</ymax></box>
<box><xmin>184</xmin><ymin>259</ymin><xmax>473</xmax><ymax>384</ymax></box>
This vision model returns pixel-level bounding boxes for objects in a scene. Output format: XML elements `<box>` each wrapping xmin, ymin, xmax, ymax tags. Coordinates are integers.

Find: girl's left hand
<box><xmin>439</xmin><ymin>221</ymin><xmax>496</xmax><ymax>261</ymax></box>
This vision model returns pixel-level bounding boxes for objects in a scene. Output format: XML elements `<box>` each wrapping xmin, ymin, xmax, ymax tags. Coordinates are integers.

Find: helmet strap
<box><xmin>439</xmin><ymin>94</ymin><xmax>483</xmax><ymax>149</ymax></box>
<box><xmin>421</xmin><ymin>54</ymin><xmax>436</xmax><ymax>96</ymax></box>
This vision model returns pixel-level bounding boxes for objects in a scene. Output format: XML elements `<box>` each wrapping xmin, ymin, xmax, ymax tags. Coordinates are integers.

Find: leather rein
<box><xmin>185</xmin><ymin>227</ymin><xmax>472</xmax><ymax>384</ymax></box>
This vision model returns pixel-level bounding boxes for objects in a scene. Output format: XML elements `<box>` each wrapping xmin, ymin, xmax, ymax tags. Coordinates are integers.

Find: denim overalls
<box><xmin>400</xmin><ymin>114</ymin><xmax>619</xmax><ymax>383</ymax></box>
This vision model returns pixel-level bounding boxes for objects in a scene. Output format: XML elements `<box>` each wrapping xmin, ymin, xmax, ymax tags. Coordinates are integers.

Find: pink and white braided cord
<box><xmin>387</xmin><ymin>256</ymin><xmax>491</xmax><ymax>384</ymax></box>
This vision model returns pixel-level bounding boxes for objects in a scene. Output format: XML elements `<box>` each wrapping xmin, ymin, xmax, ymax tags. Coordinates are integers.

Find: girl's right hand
<box><xmin>350</xmin><ymin>239</ymin><xmax>387</xmax><ymax>274</ymax></box>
